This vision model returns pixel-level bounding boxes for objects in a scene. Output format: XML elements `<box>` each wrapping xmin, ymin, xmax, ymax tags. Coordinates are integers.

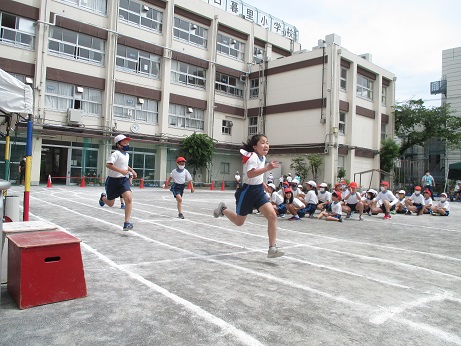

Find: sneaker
<box><xmin>280</xmin><ymin>214</ymin><xmax>286</xmax><ymax>218</ymax></box>
<box><xmin>432</xmin><ymin>212</ymin><xmax>440</xmax><ymax>216</ymax></box>
<box><xmin>123</xmin><ymin>222</ymin><xmax>133</xmax><ymax>231</ymax></box>
<box><xmin>213</xmin><ymin>202</ymin><xmax>227</xmax><ymax>218</ymax></box>
<box><xmin>99</xmin><ymin>193</ymin><xmax>106</xmax><ymax>207</ymax></box>
<box><xmin>367</xmin><ymin>211</ymin><xmax>372</xmax><ymax>216</ymax></box>
<box><xmin>267</xmin><ymin>245</ymin><xmax>285</xmax><ymax>258</ymax></box>
<box><xmin>288</xmin><ymin>216</ymin><xmax>300</xmax><ymax>221</ymax></box>
<box><xmin>390</xmin><ymin>210</ymin><xmax>396</xmax><ymax>214</ymax></box>
<box><xmin>345</xmin><ymin>212</ymin><xmax>351</xmax><ymax>219</ymax></box>
<box><xmin>178</xmin><ymin>213</ymin><xmax>184</xmax><ymax>219</ymax></box>
<box><xmin>309</xmin><ymin>213</ymin><xmax>315</xmax><ymax>219</ymax></box>
<box><xmin>359</xmin><ymin>215</ymin><xmax>363</xmax><ymax>221</ymax></box>
<box><xmin>338</xmin><ymin>218</ymin><xmax>343</xmax><ymax>222</ymax></box>
<box><xmin>405</xmin><ymin>211</ymin><xmax>412</xmax><ymax>215</ymax></box>
<box><xmin>120</xmin><ymin>203</ymin><xmax>125</xmax><ymax>209</ymax></box>
<box><xmin>383</xmin><ymin>214</ymin><xmax>391</xmax><ymax>220</ymax></box>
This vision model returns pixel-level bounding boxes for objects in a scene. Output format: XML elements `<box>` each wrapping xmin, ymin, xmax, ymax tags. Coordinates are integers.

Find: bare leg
<box><xmin>258</xmin><ymin>202</ymin><xmax>278</xmax><ymax>246</ymax></box>
<box><xmin>223</xmin><ymin>209</ymin><xmax>247</xmax><ymax>226</ymax></box>
<box><xmin>121</xmin><ymin>190</ymin><xmax>133</xmax><ymax>222</ymax></box>
<box><xmin>176</xmin><ymin>194</ymin><xmax>183</xmax><ymax>214</ymax></box>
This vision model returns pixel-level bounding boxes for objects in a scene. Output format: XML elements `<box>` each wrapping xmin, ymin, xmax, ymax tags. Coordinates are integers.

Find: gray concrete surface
<box><xmin>1</xmin><ymin>185</ymin><xmax>461</xmax><ymax>345</ymax></box>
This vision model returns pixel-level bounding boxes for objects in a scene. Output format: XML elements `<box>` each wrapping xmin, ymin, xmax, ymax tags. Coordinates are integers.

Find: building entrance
<box><xmin>40</xmin><ymin>146</ymin><xmax>68</xmax><ymax>184</ymax></box>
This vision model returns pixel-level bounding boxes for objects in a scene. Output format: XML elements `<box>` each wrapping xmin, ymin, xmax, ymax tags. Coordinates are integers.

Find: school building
<box><xmin>0</xmin><ymin>0</ymin><xmax>395</xmax><ymax>187</ymax></box>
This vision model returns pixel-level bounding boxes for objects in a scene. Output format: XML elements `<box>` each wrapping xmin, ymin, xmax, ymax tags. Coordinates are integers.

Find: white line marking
<box><xmin>394</xmin><ymin>316</ymin><xmax>461</xmax><ymax>345</ymax></box>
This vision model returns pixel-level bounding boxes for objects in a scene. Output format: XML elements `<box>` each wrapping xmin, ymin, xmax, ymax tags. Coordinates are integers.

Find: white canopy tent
<box><xmin>0</xmin><ymin>68</ymin><xmax>33</xmax><ymax>114</ymax></box>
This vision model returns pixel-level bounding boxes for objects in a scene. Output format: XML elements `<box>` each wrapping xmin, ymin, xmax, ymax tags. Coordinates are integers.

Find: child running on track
<box><xmin>164</xmin><ymin>156</ymin><xmax>195</xmax><ymax>219</ymax></box>
<box><xmin>99</xmin><ymin>134</ymin><xmax>137</xmax><ymax>231</ymax></box>
<box><xmin>213</xmin><ymin>134</ymin><xmax>284</xmax><ymax>258</ymax></box>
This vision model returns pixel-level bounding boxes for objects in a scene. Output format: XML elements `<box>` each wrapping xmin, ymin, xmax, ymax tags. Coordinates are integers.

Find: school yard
<box><xmin>1</xmin><ymin>185</ymin><xmax>461</xmax><ymax>345</ymax></box>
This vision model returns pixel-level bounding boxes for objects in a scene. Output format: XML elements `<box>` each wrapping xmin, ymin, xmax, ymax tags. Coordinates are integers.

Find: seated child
<box><xmin>317</xmin><ymin>182</ymin><xmax>332</xmax><ymax>211</ymax></box>
<box><xmin>423</xmin><ymin>189</ymin><xmax>433</xmax><ymax>214</ymax></box>
<box><xmin>405</xmin><ymin>186</ymin><xmax>425</xmax><ymax>215</ymax></box>
<box><xmin>267</xmin><ymin>183</ymin><xmax>286</xmax><ymax>217</ymax></box>
<box><xmin>394</xmin><ymin>190</ymin><xmax>408</xmax><ymax>214</ymax></box>
<box><xmin>342</xmin><ymin>181</ymin><xmax>364</xmax><ymax>221</ymax></box>
<box><xmin>317</xmin><ymin>191</ymin><xmax>343</xmax><ymax>222</ymax></box>
<box><xmin>432</xmin><ymin>192</ymin><xmax>450</xmax><ymax>216</ymax></box>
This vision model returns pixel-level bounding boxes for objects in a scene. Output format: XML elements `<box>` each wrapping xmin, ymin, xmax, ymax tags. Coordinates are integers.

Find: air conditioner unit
<box><xmin>67</xmin><ymin>108</ymin><xmax>82</xmax><ymax>125</ymax></box>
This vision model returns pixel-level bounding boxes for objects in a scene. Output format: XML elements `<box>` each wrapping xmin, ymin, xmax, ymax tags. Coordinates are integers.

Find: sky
<box><xmin>243</xmin><ymin>0</ymin><xmax>461</xmax><ymax>105</ymax></box>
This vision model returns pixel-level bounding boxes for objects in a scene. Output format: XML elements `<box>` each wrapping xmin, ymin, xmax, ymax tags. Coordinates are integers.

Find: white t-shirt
<box><xmin>409</xmin><ymin>193</ymin><xmax>425</xmax><ymax>205</ymax></box>
<box><xmin>270</xmin><ymin>191</ymin><xmax>284</xmax><ymax>206</ymax></box>
<box><xmin>243</xmin><ymin>152</ymin><xmax>265</xmax><ymax>185</ymax></box>
<box><xmin>107</xmin><ymin>150</ymin><xmax>130</xmax><ymax>178</ymax></box>
<box><xmin>436</xmin><ymin>200</ymin><xmax>450</xmax><ymax>211</ymax></box>
<box><xmin>424</xmin><ymin>197</ymin><xmax>433</xmax><ymax>207</ymax></box>
<box><xmin>331</xmin><ymin>201</ymin><xmax>342</xmax><ymax>215</ymax></box>
<box><xmin>343</xmin><ymin>190</ymin><xmax>361</xmax><ymax>204</ymax></box>
<box><xmin>376</xmin><ymin>190</ymin><xmax>398</xmax><ymax>206</ymax></box>
<box><xmin>170</xmin><ymin>168</ymin><xmax>192</xmax><ymax>184</ymax></box>
<box><xmin>318</xmin><ymin>190</ymin><xmax>331</xmax><ymax>203</ymax></box>
<box><xmin>304</xmin><ymin>190</ymin><xmax>319</xmax><ymax>204</ymax></box>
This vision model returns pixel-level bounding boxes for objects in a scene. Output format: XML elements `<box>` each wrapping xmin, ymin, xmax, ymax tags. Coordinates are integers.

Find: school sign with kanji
<box><xmin>201</xmin><ymin>0</ymin><xmax>299</xmax><ymax>42</ymax></box>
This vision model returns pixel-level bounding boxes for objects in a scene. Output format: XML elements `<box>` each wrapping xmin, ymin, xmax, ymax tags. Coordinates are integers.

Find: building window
<box><xmin>337</xmin><ymin>155</ymin><xmax>345</xmax><ymax>171</ymax></box>
<box><xmin>119</xmin><ymin>0</ymin><xmax>163</xmax><ymax>33</ymax></box>
<box><xmin>339</xmin><ymin>111</ymin><xmax>346</xmax><ymax>135</ymax></box>
<box><xmin>113</xmin><ymin>93</ymin><xmax>158</xmax><ymax>124</ymax></box>
<box><xmin>45</xmin><ymin>80</ymin><xmax>103</xmax><ymax>116</ymax></box>
<box><xmin>222</xmin><ymin>120</ymin><xmax>233</xmax><ymax>135</ymax></box>
<box><xmin>340</xmin><ymin>67</ymin><xmax>347</xmax><ymax>91</ymax></box>
<box><xmin>248</xmin><ymin>116</ymin><xmax>258</xmax><ymax>136</ymax></box>
<box><xmin>171</xmin><ymin>61</ymin><xmax>206</xmax><ymax>88</ymax></box>
<box><xmin>59</xmin><ymin>0</ymin><xmax>107</xmax><ymax>14</ymax></box>
<box><xmin>168</xmin><ymin>104</ymin><xmax>204</xmax><ymax>131</ymax></box>
<box><xmin>253</xmin><ymin>47</ymin><xmax>265</xmax><ymax>64</ymax></box>
<box><xmin>0</xmin><ymin>12</ymin><xmax>35</xmax><ymax>49</ymax></box>
<box><xmin>356</xmin><ymin>74</ymin><xmax>374</xmax><ymax>100</ymax></box>
<box><xmin>217</xmin><ymin>33</ymin><xmax>245</xmax><ymax>61</ymax></box>
<box><xmin>382</xmin><ymin>86</ymin><xmax>387</xmax><ymax>106</ymax></box>
<box><xmin>381</xmin><ymin>123</ymin><xmax>387</xmax><ymax>141</ymax></box>
<box><xmin>220</xmin><ymin>162</ymin><xmax>230</xmax><ymax>174</ymax></box>
<box><xmin>48</xmin><ymin>27</ymin><xmax>105</xmax><ymax>65</ymax></box>
<box><xmin>215</xmin><ymin>72</ymin><xmax>244</xmax><ymax>98</ymax></box>
<box><xmin>249</xmin><ymin>79</ymin><xmax>259</xmax><ymax>98</ymax></box>
<box><xmin>116</xmin><ymin>44</ymin><xmax>161</xmax><ymax>79</ymax></box>
<box><xmin>173</xmin><ymin>17</ymin><xmax>207</xmax><ymax>48</ymax></box>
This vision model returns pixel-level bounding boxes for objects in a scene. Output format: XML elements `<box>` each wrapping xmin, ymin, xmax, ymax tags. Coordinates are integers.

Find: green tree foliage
<box><xmin>394</xmin><ymin>99</ymin><xmax>461</xmax><ymax>156</ymax></box>
<box><xmin>337</xmin><ymin>167</ymin><xmax>346</xmax><ymax>182</ymax></box>
<box><xmin>307</xmin><ymin>154</ymin><xmax>323</xmax><ymax>182</ymax></box>
<box><xmin>180</xmin><ymin>133</ymin><xmax>215</xmax><ymax>177</ymax></box>
<box><xmin>380</xmin><ymin>139</ymin><xmax>400</xmax><ymax>174</ymax></box>
<box><xmin>290</xmin><ymin>157</ymin><xmax>309</xmax><ymax>183</ymax></box>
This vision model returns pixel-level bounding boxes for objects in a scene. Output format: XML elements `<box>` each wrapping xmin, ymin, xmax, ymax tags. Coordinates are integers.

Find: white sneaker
<box><xmin>267</xmin><ymin>245</ymin><xmax>285</xmax><ymax>258</ymax></box>
<box><xmin>213</xmin><ymin>202</ymin><xmax>227</xmax><ymax>218</ymax></box>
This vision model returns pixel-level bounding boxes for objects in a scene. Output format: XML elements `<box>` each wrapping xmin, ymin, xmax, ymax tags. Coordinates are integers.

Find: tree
<box><xmin>307</xmin><ymin>154</ymin><xmax>323</xmax><ymax>182</ymax></box>
<box><xmin>290</xmin><ymin>157</ymin><xmax>309</xmax><ymax>183</ymax></box>
<box><xmin>394</xmin><ymin>99</ymin><xmax>461</xmax><ymax>156</ymax></box>
<box><xmin>180</xmin><ymin>133</ymin><xmax>215</xmax><ymax>179</ymax></box>
<box><xmin>337</xmin><ymin>167</ymin><xmax>346</xmax><ymax>182</ymax></box>
<box><xmin>380</xmin><ymin>139</ymin><xmax>400</xmax><ymax>174</ymax></box>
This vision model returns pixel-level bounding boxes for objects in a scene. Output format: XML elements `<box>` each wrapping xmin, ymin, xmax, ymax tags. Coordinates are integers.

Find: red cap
<box><xmin>424</xmin><ymin>189</ymin><xmax>431</xmax><ymax>194</ymax></box>
<box><xmin>349</xmin><ymin>182</ymin><xmax>357</xmax><ymax>188</ymax></box>
<box><xmin>176</xmin><ymin>157</ymin><xmax>186</xmax><ymax>163</ymax></box>
<box><xmin>333</xmin><ymin>191</ymin><xmax>342</xmax><ymax>200</ymax></box>
<box><xmin>284</xmin><ymin>188</ymin><xmax>293</xmax><ymax>193</ymax></box>
<box><xmin>283</xmin><ymin>182</ymin><xmax>289</xmax><ymax>186</ymax></box>
<box><xmin>415</xmin><ymin>186</ymin><xmax>422</xmax><ymax>191</ymax></box>
<box><xmin>381</xmin><ymin>181</ymin><xmax>389</xmax><ymax>187</ymax></box>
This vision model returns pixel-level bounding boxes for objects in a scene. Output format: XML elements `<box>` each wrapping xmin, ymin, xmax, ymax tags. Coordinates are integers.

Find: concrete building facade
<box><xmin>0</xmin><ymin>0</ymin><xmax>395</xmax><ymax>188</ymax></box>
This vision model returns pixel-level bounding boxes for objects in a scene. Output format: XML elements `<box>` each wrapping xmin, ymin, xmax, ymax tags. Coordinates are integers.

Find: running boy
<box><xmin>213</xmin><ymin>134</ymin><xmax>284</xmax><ymax>258</ymax></box>
<box><xmin>99</xmin><ymin>134</ymin><xmax>137</xmax><ymax>231</ymax></box>
<box><xmin>164</xmin><ymin>156</ymin><xmax>195</xmax><ymax>219</ymax></box>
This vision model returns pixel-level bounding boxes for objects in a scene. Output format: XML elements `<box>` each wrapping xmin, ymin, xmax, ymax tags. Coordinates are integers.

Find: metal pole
<box><xmin>23</xmin><ymin>114</ymin><xmax>33</xmax><ymax>221</ymax></box>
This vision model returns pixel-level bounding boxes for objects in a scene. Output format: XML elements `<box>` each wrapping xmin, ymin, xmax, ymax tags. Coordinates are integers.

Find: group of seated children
<box><xmin>265</xmin><ymin>179</ymin><xmax>451</xmax><ymax>223</ymax></box>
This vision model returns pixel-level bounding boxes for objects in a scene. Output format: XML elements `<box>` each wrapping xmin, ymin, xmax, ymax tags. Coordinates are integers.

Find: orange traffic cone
<box><xmin>210</xmin><ymin>181</ymin><xmax>215</xmax><ymax>190</ymax></box>
<box><xmin>47</xmin><ymin>175</ymin><xmax>52</xmax><ymax>188</ymax></box>
<box><xmin>80</xmin><ymin>176</ymin><xmax>86</xmax><ymax>187</ymax></box>
<box><xmin>139</xmin><ymin>178</ymin><xmax>144</xmax><ymax>189</ymax></box>
<box><xmin>221</xmin><ymin>181</ymin><xmax>225</xmax><ymax>191</ymax></box>
<box><xmin>187</xmin><ymin>181</ymin><xmax>192</xmax><ymax>190</ymax></box>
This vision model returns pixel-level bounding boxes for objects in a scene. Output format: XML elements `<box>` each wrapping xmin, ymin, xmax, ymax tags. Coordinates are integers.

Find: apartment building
<box><xmin>0</xmin><ymin>0</ymin><xmax>395</xmax><ymax>187</ymax></box>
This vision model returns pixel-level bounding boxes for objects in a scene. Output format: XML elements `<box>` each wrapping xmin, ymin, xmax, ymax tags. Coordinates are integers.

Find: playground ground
<box><xmin>1</xmin><ymin>185</ymin><xmax>461</xmax><ymax>345</ymax></box>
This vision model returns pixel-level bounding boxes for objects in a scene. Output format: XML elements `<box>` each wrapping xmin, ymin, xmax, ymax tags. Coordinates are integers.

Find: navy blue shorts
<box><xmin>276</xmin><ymin>204</ymin><xmax>287</xmax><ymax>214</ymax></box>
<box><xmin>171</xmin><ymin>183</ymin><xmax>185</xmax><ymax>198</ymax></box>
<box><xmin>297</xmin><ymin>203</ymin><xmax>317</xmax><ymax>217</ymax></box>
<box><xmin>105</xmin><ymin>177</ymin><xmax>131</xmax><ymax>200</ymax></box>
<box><xmin>235</xmin><ymin>184</ymin><xmax>269</xmax><ymax>216</ymax></box>
<box><xmin>380</xmin><ymin>203</ymin><xmax>396</xmax><ymax>213</ymax></box>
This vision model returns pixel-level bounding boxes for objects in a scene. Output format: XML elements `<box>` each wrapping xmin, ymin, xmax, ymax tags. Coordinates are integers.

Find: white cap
<box><xmin>319</xmin><ymin>182</ymin><xmax>328</xmax><ymax>188</ymax></box>
<box><xmin>398</xmin><ymin>190</ymin><xmax>406</xmax><ymax>194</ymax></box>
<box><xmin>114</xmin><ymin>134</ymin><xmax>131</xmax><ymax>144</ymax></box>
<box><xmin>267</xmin><ymin>183</ymin><xmax>276</xmax><ymax>190</ymax></box>
<box><xmin>368</xmin><ymin>189</ymin><xmax>377</xmax><ymax>195</ymax></box>
<box><xmin>292</xmin><ymin>179</ymin><xmax>299</xmax><ymax>184</ymax></box>
<box><xmin>441</xmin><ymin>192</ymin><xmax>448</xmax><ymax>197</ymax></box>
<box><xmin>306</xmin><ymin>180</ymin><xmax>317</xmax><ymax>188</ymax></box>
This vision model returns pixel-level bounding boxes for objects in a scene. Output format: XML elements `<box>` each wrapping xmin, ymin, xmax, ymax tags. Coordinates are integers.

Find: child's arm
<box><xmin>128</xmin><ymin>166</ymin><xmax>137</xmax><ymax>178</ymax></box>
<box><xmin>163</xmin><ymin>176</ymin><xmax>172</xmax><ymax>189</ymax></box>
<box><xmin>106</xmin><ymin>163</ymin><xmax>129</xmax><ymax>176</ymax></box>
<box><xmin>190</xmin><ymin>180</ymin><xmax>195</xmax><ymax>193</ymax></box>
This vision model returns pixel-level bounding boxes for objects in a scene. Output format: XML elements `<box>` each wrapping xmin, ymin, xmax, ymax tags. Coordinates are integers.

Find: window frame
<box><xmin>116</xmin><ymin>44</ymin><xmax>161</xmax><ymax>79</ymax></box>
<box><xmin>58</xmin><ymin>0</ymin><xmax>107</xmax><ymax>15</ymax></box>
<box><xmin>168</xmin><ymin>104</ymin><xmax>204</xmax><ymax>131</ymax></box>
<box><xmin>113</xmin><ymin>93</ymin><xmax>159</xmax><ymax>124</ymax></box>
<box><xmin>340</xmin><ymin>67</ymin><xmax>347</xmax><ymax>91</ymax></box>
<box><xmin>253</xmin><ymin>46</ymin><xmax>265</xmax><ymax>64</ymax></box>
<box><xmin>356</xmin><ymin>74</ymin><xmax>374</xmax><ymax>101</ymax></box>
<box><xmin>339</xmin><ymin>111</ymin><xmax>346</xmax><ymax>135</ymax></box>
<box><xmin>222</xmin><ymin>120</ymin><xmax>232</xmax><ymax>135</ymax></box>
<box><xmin>215</xmin><ymin>72</ymin><xmax>244</xmax><ymax>98</ymax></box>
<box><xmin>249</xmin><ymin>78</ymin><xmax>259</xmax><ymax>98</ymax></box>
<box><xmin>381</xmin><ymin>86</ymin><xmax>387</xmax><ymax>106</ymax></box>
<box><xmin>119</xmin><ymin>0</ymin><xmax>163</xmax><ymax>33</ymax></box>
<box><xmin>0</xmin><ymin>12</ymin><xmax>35</xmax><ymax>49</ymax></box>
<box><xmin>170</xmin><ymin>60</ymin><xmax>206</xmax><ymax>89</ymax></box>
<box><xmin>217</xmin><ymin>33</ymin><xmax>245</xmax><ymax>61</ymax></box>
<box><xmin>248</xmin><ymin>116</ymin><xmax>258</xmax><ymax>136</ymax></box>
<box><xmin>173</xmin><ymin>16</ymin><xmax>208</xmax><ymax>48</ymax></box>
